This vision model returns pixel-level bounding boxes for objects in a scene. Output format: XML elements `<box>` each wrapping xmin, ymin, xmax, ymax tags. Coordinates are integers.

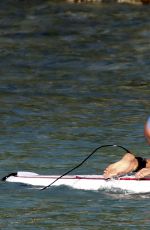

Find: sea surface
<box><xmin>0</xmin><ymin>0</ymin><xmax>150</xmax><ymax>229</ymax></box>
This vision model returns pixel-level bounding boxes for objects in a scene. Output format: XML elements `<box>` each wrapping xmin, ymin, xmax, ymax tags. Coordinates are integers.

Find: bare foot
<box><xmin>135</xmin><ymin>168</ymin><xmax>150</xmax><ymax>179</ymax></box>
<box><xmin>103</xmin><ymin>153</ymin><xmax>138</xmax><ymax>179</ymax></box>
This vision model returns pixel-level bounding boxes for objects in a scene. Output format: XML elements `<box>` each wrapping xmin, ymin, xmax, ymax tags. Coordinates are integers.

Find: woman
<box><xmin>103</xmin><ymin>117</ymin><xmax>150</xmax><ymax>179</ymax></box>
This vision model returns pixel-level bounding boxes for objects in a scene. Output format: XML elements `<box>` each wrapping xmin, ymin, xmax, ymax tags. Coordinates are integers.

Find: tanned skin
<box><xmin>103</xmin><ymin>117</ymin><xmax>150</xmax><ymax>179</ymax></box>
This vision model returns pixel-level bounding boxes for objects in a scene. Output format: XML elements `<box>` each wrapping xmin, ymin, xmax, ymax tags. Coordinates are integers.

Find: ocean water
<box><xmin>0</xmin><ymin>1</ymin><xmax>150</xmax><ymax>229</ymax></box>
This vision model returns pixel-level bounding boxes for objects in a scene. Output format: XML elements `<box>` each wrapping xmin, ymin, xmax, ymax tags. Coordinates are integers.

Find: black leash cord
<box><xmin>41</xmin><ymin>144</ymin><xmax>130</xmax><ymax>191</ymax></box>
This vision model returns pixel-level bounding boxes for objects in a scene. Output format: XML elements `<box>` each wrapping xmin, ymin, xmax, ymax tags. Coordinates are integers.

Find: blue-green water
<box><xmin>0</xmin><ymin>1</ymin><xmax>150</xmax><ymax>229</ymax></box>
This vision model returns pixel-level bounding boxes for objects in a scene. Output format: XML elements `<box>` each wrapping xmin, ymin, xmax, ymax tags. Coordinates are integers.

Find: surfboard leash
<box><xmin>41</xmin><ymin>144</ymin><xmax>131</xmax><ymax>191</ymax></box>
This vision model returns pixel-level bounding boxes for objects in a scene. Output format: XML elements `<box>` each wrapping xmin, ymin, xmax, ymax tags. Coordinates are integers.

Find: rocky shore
<box><xmin>67</xmin><ymin>0</ymin><xmax>150</xmax><ymax>4</ymax></box>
